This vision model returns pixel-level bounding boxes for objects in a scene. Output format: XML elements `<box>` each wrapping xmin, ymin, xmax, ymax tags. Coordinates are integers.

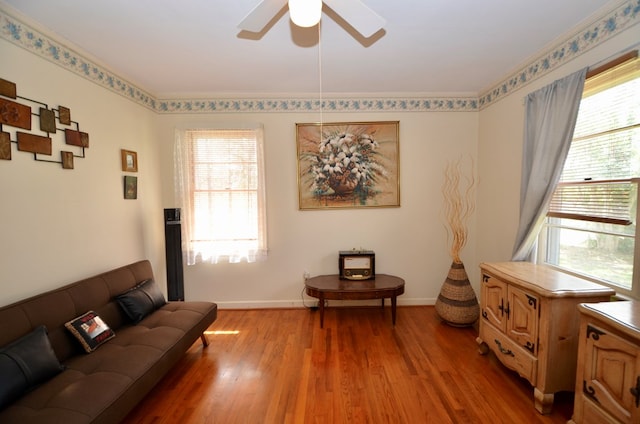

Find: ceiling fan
<box><xmin>238</xmin><ymin>0</ymin><xmax>386</xmax><ymax>38</ymax></box>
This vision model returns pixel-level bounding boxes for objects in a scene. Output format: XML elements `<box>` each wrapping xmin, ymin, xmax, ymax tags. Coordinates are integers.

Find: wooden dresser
<box><xmin>477</xmin><ymin>262</ymin><xmax>615</xmax><ymax>414</ymax></box>
<box><xmin>569</xmin><ymin>301</ymin><xmax>640</xmax><ymax>424</ymax></box>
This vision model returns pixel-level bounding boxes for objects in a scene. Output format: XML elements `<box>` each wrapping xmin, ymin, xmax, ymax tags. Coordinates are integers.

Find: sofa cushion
<box><xmin>116</xmin><ymin>279</ymin><xmax>166</xmax><ymax>323</ymax></box>
<box><xmin>0</xmin><ymin>325</ymin><xmax>64</xmax><ymax>409</ymax></box>
<box><xmin>65</xmin><ymin>311</ymin><xmax>116</xmax><ymax>353</ymax></box>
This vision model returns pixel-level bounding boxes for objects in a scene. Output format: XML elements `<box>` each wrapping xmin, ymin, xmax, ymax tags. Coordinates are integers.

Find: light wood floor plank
<box><xmin>123</xmin><ymin>306</ymin><xmax>573</xmax><ymax>423</ymax></box>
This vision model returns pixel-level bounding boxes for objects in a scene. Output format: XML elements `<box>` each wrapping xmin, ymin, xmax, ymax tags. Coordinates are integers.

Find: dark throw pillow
<box><xmin>65</xmin><ymin>311</ymin><xmax>116</xmax><ymax>353</ymax></box>
<box><xmin>0</xmin><ymin>325</ymin><xmax>64</xmax><ymax>409</ymax></box>
<box><xmin>116</xmin><ymin>279</ymin><xmax>166</xmax><ymax>323</ymax></box>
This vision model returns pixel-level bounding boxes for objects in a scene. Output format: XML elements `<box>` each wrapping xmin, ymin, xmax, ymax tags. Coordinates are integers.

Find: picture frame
<box><xmin>296</xmin><ymin>121</ymin><xmax>400</xmax><ymax>210</ymax></box>
<box><xmin>124</xmin><ymin>175</ymin><xmax>137</xmax><ymax>199</ymax></box>
<box><xmin>121</xmin><ymin>149</ymin><xmax>138</xmax><ymax>172</ymax></box>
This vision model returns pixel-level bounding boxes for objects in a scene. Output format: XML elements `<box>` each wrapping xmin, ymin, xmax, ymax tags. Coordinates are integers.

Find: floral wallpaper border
<box><xmin>479</xmin><ymin>0</ymin><xmax>640</xmax><ymax>108</ymax></box>
<box><xmin>1</xmin><ymin>1</ymin><xmax>638</xmax><ymax>114</ymax></box>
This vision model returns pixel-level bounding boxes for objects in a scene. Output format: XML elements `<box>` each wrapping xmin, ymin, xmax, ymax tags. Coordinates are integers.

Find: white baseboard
<box><xmin>213</xmin><ymin>297</ymin><xmax>437</xmax><ymax>309</ymax></box>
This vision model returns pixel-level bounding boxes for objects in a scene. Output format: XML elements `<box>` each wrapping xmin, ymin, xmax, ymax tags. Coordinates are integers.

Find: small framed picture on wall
<box><xmin>121</xmin><ymin>149</ymin><xmax>138</xmax><ymax>172</ymax></box>
<box><xmin>124</xmin><ymin>176</ymin><xmax>137</xmax><ymax>199</ymax></box>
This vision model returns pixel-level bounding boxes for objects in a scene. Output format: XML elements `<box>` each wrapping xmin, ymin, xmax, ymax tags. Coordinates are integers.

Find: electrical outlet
<box><xmin>303</xmin><ymin>270</ymin><xmax>310</xmax><ymax>280</ymax></box>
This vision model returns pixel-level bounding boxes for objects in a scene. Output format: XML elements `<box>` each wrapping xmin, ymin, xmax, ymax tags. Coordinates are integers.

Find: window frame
<box><xmin>537</xmin><ymin>52</ymin><xmax>640</xmax><ymax>298</ymax></box>
<box><xmin>174</xmin><ymin>124</ymin><xmax>268</xmax><ymax>265</ymax></box>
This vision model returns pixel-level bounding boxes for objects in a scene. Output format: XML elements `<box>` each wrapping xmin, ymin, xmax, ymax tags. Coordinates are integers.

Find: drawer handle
<box><xmin>498</xmin><ymin>300</ymin><xmax>511</xmax><ymax>319</ymax></box>
<box><xmin>494</xmin><ymin>339</ymin><xmax>514</xmax><ymax>357</ymax></box>
<box><xmin>631</xmin><ymin>376</ymin><xmax>640</xmax><ymax>408</ymax></box>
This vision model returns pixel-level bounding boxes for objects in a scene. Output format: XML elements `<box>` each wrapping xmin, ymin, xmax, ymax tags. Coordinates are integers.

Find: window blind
<box><xmin>188</xmin><ymin>129</ymin><xmax>259</xmax><ymax>243</ymax></box>
<box><xmin>548</xmin><ymin>54</ymin><xmax>640</xmax><ymax>225</ymax></box>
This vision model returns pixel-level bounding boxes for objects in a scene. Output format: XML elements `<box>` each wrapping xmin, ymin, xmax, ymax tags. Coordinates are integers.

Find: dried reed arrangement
<box><xmin>442</xmin><ymin>157</ymin><xmax>476</xmax><ymax>264</ymax></box>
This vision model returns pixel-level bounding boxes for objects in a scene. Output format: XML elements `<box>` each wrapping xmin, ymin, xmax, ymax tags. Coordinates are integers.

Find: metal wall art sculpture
<box><xmin>0</xmin><ymin>78</ymin><xmax>89</xmax><ymax>169</ymax></box>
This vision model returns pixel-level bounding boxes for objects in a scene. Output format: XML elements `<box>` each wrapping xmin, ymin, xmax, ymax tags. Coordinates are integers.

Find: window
<box><xmin>174</xmin><ymin>125</ymin><xmax>267</xmax><ymax>264</ymax></box>
<box><xmin>539</xmin><ymin>54</ymin><xmax>640</xmax><ymax>297</ymax></box>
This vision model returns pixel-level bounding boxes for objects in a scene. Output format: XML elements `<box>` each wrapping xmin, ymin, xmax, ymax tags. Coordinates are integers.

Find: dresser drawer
<box><xmin>481</xmin><ymin>321</ymin><xmax>537</xmax><ymax>384</ymax></box>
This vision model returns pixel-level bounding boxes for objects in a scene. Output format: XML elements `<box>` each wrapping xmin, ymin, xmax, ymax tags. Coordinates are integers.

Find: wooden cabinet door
<box><xmin>581</xmin><ymin>323</ymin><xmax>640</xmax><ymax>423</ymax></box>
<box><xmin>481</xmin><ymin>273</ymin><xmax>507</xmax><ymax>332</ymax></box>
<box><xmin>506</xmin><ymin>285</ymin><xmax>539</xmax><ymax>355</ymax></box>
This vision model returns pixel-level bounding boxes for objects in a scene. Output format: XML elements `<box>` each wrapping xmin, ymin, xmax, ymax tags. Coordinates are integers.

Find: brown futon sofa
<box><xmin>0</xmin><ymin>260</ymin><xmax>217</xmax><ymax>424</ymax></box>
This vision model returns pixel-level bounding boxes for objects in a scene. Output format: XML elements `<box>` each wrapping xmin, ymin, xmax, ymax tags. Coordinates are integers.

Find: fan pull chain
<box><xmin>318</xmin><ymin>21</ymin><xmax>323</xmax><ymax>140</ymax></box>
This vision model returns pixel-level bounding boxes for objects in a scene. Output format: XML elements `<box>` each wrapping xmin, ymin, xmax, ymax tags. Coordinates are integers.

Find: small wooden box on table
<box><xmin>476</xmin><ymin>262</ymin><xmax>614</xmax><ymax>414</ymax></box>
<box><xmin>304</xmin><ymin>274</ymin><xmax>405</xmax><ymax>328</ymax></box>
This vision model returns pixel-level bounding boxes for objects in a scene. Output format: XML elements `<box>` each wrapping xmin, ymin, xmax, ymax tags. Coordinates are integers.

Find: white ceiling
<box><xmin>0</xmin><ymin>0</ymin><xmax>622</xmax><ymax>98</ymax></box>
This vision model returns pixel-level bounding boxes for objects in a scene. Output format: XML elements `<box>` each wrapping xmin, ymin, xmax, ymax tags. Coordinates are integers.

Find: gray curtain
<box><xmin>511</xmin><ymin>68</ymin><xmax>588</xmax><ymax>261</ymax></box>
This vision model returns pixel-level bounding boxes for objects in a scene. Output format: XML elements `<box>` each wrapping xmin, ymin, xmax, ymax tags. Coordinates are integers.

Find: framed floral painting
<box><xmin>296</xmin><ymin>121</ymin><xmax>400</xmax><ymax>210</ymax></box>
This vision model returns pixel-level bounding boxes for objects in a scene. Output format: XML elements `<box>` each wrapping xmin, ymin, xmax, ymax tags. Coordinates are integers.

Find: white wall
<box><xmin>1</xmin><ymin>36</ymin><xmax>481</xmax><ymax>310</ymax></box>
<box><xmin>0</xmin><ymin>39</ymin><xmax>162</xmax><ymax>306</ymax></box>
<box><xmin>476</xmin><ymin>27</ymin><xmax>640</xmax><ymax>265</ymax></box>
<box><xmin>2</xmin><ymin>13</ymin><xmax>638</xmax><ymax>310</ymax></box>
<box><xmin>157</xmin><ymin>111</ymin><xmax>479</xmax><ymax>307</ymax></box>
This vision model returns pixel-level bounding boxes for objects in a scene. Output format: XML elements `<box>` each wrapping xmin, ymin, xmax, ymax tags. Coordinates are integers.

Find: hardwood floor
<box><xmin>123</xmin><ymin>306</ymin><xmax>574</xmax><ymax>423</ymax></box>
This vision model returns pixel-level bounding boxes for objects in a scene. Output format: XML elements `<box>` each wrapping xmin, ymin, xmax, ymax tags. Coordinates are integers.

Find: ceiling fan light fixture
<box><xmin>288</xmin><ymin>0</ymin><xmax>322</xmax><ymax>28</ymax></box>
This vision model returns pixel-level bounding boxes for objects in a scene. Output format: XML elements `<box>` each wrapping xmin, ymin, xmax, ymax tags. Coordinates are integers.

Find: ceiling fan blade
<box><xmin>322</xmin><ymin>0</ymin><xmax>385</xmax><ymax>38</ymax></box>
<box><xmin>238</xmin><ymin>0</ymin><xmax>288</xmax><ymax>32</ymax></box>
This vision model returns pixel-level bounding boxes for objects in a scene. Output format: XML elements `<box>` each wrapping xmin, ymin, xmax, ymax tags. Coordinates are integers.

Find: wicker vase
<box><xmin>435</xmin><ymin>261</ymin><xmax>479</xmax><ymax>327</ymax></box>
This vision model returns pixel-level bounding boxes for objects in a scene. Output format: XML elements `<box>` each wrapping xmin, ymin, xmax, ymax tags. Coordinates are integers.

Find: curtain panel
<box><xmin>511</xmin><ymin>68</ymin><xmax>588</xmax><ymax>261</ymax></box>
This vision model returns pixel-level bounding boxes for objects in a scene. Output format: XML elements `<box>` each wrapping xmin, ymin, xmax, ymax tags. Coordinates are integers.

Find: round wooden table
<box><xmin>304</xmin><ymin>274</ymin><xmax>405</xmax><ymax>328</ymax></box>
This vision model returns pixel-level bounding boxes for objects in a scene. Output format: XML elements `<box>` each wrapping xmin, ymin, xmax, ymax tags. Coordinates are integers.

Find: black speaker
<box><xmin>164</xmin><ymin>208</ymin><xmax>184</xmax><ymax>301</ymax></box>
